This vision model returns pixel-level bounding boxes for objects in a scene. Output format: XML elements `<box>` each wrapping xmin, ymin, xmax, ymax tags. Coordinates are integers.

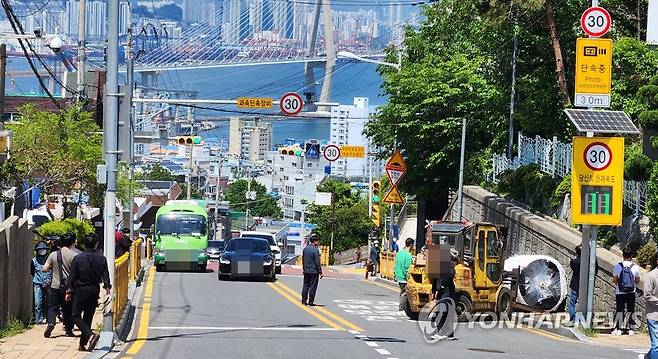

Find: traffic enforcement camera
<box><xmin>176</xmin><ymin>136</ymin><xmax>203</xmax><ymax>146</ymax></box>
<box><xmin>371</xmin><ymin>181</ymin><xmax>381</xmax><ymax>227</ymax></box>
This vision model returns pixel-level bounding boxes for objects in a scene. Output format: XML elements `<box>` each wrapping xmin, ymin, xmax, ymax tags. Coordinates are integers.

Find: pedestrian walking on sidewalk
<box><xmin>31</xmin><ymin>241</ymin><xmax>52</xmax><ymax>324</ymax></box>
<box><xmin>115</xmin><ymin>227</ymin><xmax>133</xmax><ymax>258</ymax></box>
<box><xmin>301</xmin><ymin>234</ymin><xmax>322</xmax><ymax>306</ymax></box>
<box><xmin>394</xmin><ymin>238</ymin><xmax>414</xmax><ymax>311</ymax></box>
<box><xmin>43</xmin><ymin>232</ymin><xmax>80</xmax><ymax>338</ymax></box>
<box><xmin>369</xmin><ymin>241</ymin><xmax>379</xmax><ymax>276</ymax></box>
<box><xmin>644</xmin><ymin>254</ymin><xmax>658</xmax><ymax>359</ymax></box>
<box><xmin>66</xmin><ymin>234</ymin><xmax>111</xmax><ymax>352</ymax></box>
<box><xmin>612</xmin><ymin>247</ymin><xmax>641</xmax><ymax>336</ymax></box>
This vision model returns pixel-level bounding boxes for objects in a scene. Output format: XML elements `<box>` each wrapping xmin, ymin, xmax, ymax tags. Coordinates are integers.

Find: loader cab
<box><xmin>471</xmin><ymin>223</ymin><xmax>504</xmax><ymax>289</ymax></box>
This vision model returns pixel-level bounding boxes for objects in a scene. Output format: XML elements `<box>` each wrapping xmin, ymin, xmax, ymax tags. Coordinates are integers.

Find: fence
<box><xmin>492</xmin><ymin>133</ymin><xmax>572</xmax><ymax>183</ymax></box>
<box><xmin>378</xmin><ymin>251</ymin><xmax>395</xmax><ymax>280</ymax></box>
<box><xmin>113</xmin><ymin>253</ymin><xmax>129</xmax><ymax>327</ymax></box>
<box><xmin>0</xmin><ymin>216</ymin><xmax>33</xmax><ymax>327</ymax></box>
<box><xmin>129</xmin><ymin>238</ymin><xmax>143</xmax><ymax>280</ymax></box>
<box><xmin>296</xmin><ymin>245</ymin><xmax>330</xmax><ymax>266</ymax></box>
<box><xmin>492</xmin><ymin>133</ymin><xmax>648</xmax><ymax>215</ymax></box>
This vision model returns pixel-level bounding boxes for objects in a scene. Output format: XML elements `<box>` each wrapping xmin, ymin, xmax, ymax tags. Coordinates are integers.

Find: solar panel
<box><xmin>564</xmin><ymin>109</ymin><xmax>640</xmax><ymax>135</ymax></box>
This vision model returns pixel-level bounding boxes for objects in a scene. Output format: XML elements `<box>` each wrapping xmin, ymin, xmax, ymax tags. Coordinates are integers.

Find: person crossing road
<box><xmin>301</xmin><ymin>234</ymin><xmax>323</xmax><ymax>306</ymax></box>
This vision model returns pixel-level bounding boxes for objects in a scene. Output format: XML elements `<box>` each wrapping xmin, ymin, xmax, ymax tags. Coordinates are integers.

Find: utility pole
<box><xmin>245</xmin><ymin>175</ymin><xmax>251</xmax><ymax>229</ymax></box>
<box><xmin>77</xmin><ymin>0</ymin><xmax>86</xmax><ymax>99</ymax></box>
<box><xmin>214</xmin><ymin>154</ymin><xmax>222</xmax><ymax>238</ymax></box>
<box><xmin>123</xmin><ymin>7</ymin><xmax>135</xmax><ymax>242</ymax></box>
<box><xmin>187</xmin><ymin>123</ymin><xmax>194</xmax><ymax>200</ymax></box>
<box><xmin>456</xmin><ymin>118</ymin><xmax>467</xmax><ymax>221</ymax></box>
<box><xmin>300</xmin><ymin>154</ymin><xmax>306</xmax><ymax>242</ymax></box>
<box><xmin>507</xmin><ymin>19</ymin><xmax>518</xmax><ymax>160</ymax></box>
<box><xmin>0</xmin><ymin>44</ymin><xmax>6</xmax><ymax>130</ymax></box>
<box><xmin>102</xmin><ymin>0</ymin><xmax>120</xmax><ymax>332</ymax></box>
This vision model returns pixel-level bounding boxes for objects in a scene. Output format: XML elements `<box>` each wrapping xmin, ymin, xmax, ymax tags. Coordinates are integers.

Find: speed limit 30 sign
<box><xmin>580</xmin><ymin>6</ymin><xmax>611</xmax><ymax>38</ymax></box>
<box><xmin>583</xmin><ymin>142</ymin><xmax>612</xmax><ymax>171</ymax></box>
<box><xmin>323</xmin><ymin>144</ymin><xmax>340</xmax><ymax>162</ymax></box>
<box><xmin>279</xmin><ymin>92</ymin><xmax>303</xmax><ymax>116</ymax></box>
<box><xmin>571</xmin><ymin>136</ymin><xmax>624</xmax><ymax>226</ymax></box>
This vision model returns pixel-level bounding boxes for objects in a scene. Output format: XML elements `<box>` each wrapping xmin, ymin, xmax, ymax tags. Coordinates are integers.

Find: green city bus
<box><xmin>153</xmin><ymin>200</ymin><xmax>209</xmax><ymax>272</ymax></box>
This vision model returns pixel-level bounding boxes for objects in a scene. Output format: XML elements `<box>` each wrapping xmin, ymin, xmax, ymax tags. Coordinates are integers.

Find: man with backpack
<box><xmin>612</xmin><ymin>247</ymin><xmax>641</xmax><ymax>336</ymax></box>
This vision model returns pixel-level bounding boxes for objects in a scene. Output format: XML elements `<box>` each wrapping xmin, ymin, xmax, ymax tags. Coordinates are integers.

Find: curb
<box><xmin>515</xmin><ymin>315</ymin><xmax>591</xmax><ymax>342</ymax></box>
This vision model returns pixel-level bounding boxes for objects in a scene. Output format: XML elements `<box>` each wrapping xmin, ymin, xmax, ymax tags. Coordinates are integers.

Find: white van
<box><xmin>239</xmin><ymin>231</ymin><xmax>282</xmax><ymax>274</ymax></box>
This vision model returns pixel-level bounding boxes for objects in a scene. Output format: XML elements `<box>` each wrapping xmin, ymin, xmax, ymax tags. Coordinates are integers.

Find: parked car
<box><xmin>218</xmin><ymin>238</ymin><xmax>276</xmax><ymax>281</ymax></box>
<box><xmin>239</xmin><ymin>231</ymin><xmax>282</xmax><ymax>274</ymax></box>
<box><xmin>206</xmin><ymin>240</ymin><xmax>225</xmax><ymax>260</ymax></box>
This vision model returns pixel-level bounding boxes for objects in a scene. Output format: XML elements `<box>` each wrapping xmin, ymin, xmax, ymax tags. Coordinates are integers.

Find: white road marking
<box><xmin>374</xmin><ymin>349</ymin><xmax>391</xmax><ymax>355</ymax></box>
<box><xmin>622</xmin><ymin>348</ymin><xmax>647</xmax><ymax>354</ymax></box>
<box><xmin>148</xmin><ymin>326</ymin><xmax>339</xmax><ymax>331</ymax></box>
<box><xmin>365</xmin><ymin>341</ymin><xmax>379</xmax><ymax>347</ymax></box>
<box><xmin>277</xmin><ymin>274</ymin><xmax>363</xmax><ymax>282</ymax></box>
<box><xmin>347</xmin><ymin>329</ymin><xmax>360</xmax><ymax>335</ymax></box>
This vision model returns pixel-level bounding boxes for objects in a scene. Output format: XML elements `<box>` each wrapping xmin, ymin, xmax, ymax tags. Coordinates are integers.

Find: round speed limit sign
<box><xmin>323</xmin><ymin>144</ymin><xmax>340</xmax><ymax>162</ymax></box>
<box><xmin>580</xmin><ymin>6</ymin><xmax>611</xmax><ymax>38</ymax></box>
<box><xmin>584</xmin><ymin>142</ymin><xmax>612</xmax><ymax>171</ymax></box>
<box><xmin>279</xmin><ymin>92</ymin><xmax>303</xmax><ymax>116</ymax></box>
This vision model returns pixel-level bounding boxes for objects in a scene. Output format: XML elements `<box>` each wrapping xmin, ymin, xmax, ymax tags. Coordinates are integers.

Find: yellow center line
<box><xmin>363</xmin><ymin>279</ymin><xmax>400</xmax><ymax>293</ymax></box>
<box><xmin>126</xmin><ymin>265</ymin><xmax>156</xmax><ymax>355</ymax></box>
<box><xmin>266</xmin><ymin>282</ymin><xmax>345</xmax><ymax>331</ymax></box>
<box><xmin>273</xmin><ymin>281</ymin><xmax>364</xmax><ymax>333</ymax></box>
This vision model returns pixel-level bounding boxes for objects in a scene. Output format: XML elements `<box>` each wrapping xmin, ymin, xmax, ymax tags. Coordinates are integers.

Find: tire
<box><xmin>198</xmin><ymin>264</ymin><xmax>207</xmax><ymax>273</ymax></box>
<box><xmin>156</xmin><ymin>264</ymin><xmax>164</xmax><ymax>272</ymax></box>
<box><xmin>455</xmin><ymin>294</ymin><xmax>473</xmax><ymax>322</ymax></box>
<box><xmin>402</xmin><ymin>294</ymin><xmax>419</xmax><ymax>320</ymax></box>
<box><xmin>496</xmin><ymin>287</ymin><xmax>513</xmax><ymax>319</ymax></box>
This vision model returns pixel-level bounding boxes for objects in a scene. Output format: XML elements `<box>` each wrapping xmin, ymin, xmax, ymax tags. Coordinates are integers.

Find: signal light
<box><xmin>279</xmin><ymin>147</ymin><xmax>304</xmax><ymax>156</ymax></box>
<box><xmin>371</xmin><ymin>181</ymin><xmax>381</xmax><ymax>227</ymax></box>
<box><xmin>175</xmin><ymin>136</ymin><xmax>203</xmax><ymax>146</ymax></box>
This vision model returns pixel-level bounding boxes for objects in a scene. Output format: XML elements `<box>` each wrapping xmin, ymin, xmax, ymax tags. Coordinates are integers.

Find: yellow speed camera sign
<box><xmin>571</xmin><ymin>136</ymin><xmax>624</xmax><ymax>226</ymax></box>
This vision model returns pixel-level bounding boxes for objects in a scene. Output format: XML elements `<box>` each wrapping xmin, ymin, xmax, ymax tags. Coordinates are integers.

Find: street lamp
<box><xmin>336</xmin><ymin>51</ymin><xmax>401</xmax><ymax>70</ymax></box>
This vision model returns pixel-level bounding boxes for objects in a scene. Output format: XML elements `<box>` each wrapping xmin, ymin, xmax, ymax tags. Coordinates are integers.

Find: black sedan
<box><xmin>218</xmin><ymin>238</ymin><xmax>276</xmax><ymax>281</ymax></box>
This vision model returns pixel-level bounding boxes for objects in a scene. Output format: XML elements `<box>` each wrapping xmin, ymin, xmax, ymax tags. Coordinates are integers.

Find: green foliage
<box><xmin>625</xmin><ymin>142</ymin><xmax>653</xmax><ymax>181</ymax></box>
<box><xmin>598</xmin><ymin>226</ymin><xmax>618</xmax><ymax>250</ymax></box>
<box><xmin>647</xmin><ymin>163</ymin><xmax>658</xmax><ymax>239</ymax></box>
<box><xmin>179</xmin><ymin>183</ymin><xmax>206</xmax><ymax>201</ymax></box>
<box><xmin>38</xmin><ymin>218</ymin><xmax>95</xmax><ymax>250</ymax></box>
<box><xmin>225</xmin><ymin>179</ymin><xmax>281</xmax><ymax>219</ymax></box>
<box><xmin>138</xmin><ymin>163</ymin><xmax>175</xmax><ymax>181</ymax></box>
<box><xmin>116</xmin><ymin>163</ymin><xmax>144</xmax><ymax>207</ymax></box>
<box><xmin>307</xmin><ymin>179</ymin><xmax>370</xmax><ymax>253</ymax></box>
<box><xmin>551</xmin><ymin>174</ymin><xmax>571</xmax><ymax>210</ymax></box>
<box><xmin>0</xmin><ymin>315</ymin><xmax>30</xmax><ymax>338</ymax></box>
<box><xmin>496</xmin><ymin>164</ymin><xmax>559</xmax><ymax>213</ymax></box>
<box><xmin>7</xmin><ymin>105</ymin><xmax>102</xmax><ymax>198</ymax></box>
<box><xmin>637</xmin><ymin>240</ymin><xmax>657</xmax><ymax>269</ymax></box>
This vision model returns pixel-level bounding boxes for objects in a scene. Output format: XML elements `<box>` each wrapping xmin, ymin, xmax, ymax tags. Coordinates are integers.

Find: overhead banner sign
<box><xmin>574</xmin><ymin>38</ymin><xmax>612</xmax><ymax>108</ymax></box>
<box><xmin>571</xmin><ymin>136</ymin><xmax>624</xmax><ymax>226</ymax></box>
<box><xmin>340</xmin><ymin>145</ymin><xmax>365</xmax><ymax>158</ymax></box>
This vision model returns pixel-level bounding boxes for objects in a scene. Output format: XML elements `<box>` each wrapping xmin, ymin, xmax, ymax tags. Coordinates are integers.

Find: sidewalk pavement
<box><xmin>0</xmin><ymin>310</ymin><xmax>103</xmax><ymax>359</ymax></box>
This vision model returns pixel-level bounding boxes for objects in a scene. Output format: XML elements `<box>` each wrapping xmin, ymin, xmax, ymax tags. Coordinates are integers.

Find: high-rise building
<box><xmin>119</xmin><ymin>2</ymin><xmax>130</xmax><ymax>36</ymax></box>
<box><xmin>229</xmin><ymin>117</ymin><xmax>273</xmax><ymax>163</ymax></box>
<box><xmin>330</xmin><ymin>97</ymin><xmax>373</xmax><ymax>179</ymax></box>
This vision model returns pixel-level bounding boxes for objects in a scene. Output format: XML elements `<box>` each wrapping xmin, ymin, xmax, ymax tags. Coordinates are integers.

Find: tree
<box><xmin>306</xmin><ymin>179</ymin><xmax>371</xmax><ymax>253</ymax></box>
<box><xmin>116</xmin><ymin>163</ymin><xmax>144</xmax><ymax>207</ymax></box>
<box><xmin>138</xmin><ymin>163</ymin><xmax>175</xmax><ymax>181</ymax></box>
<box><xmin>225</xmin><ymin>179</ymin><xmax>281</xmax><ymax>218</ymax></box>
<box><xmin>7</xmin><ymin>105</ymin><xmax>102</xmax><ymax>216</ymax></box>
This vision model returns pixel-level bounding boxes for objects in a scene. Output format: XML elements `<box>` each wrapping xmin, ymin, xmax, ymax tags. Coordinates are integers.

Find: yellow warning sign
<box><xmin>575</xmin><ymin>38</ymin><xmax>612</xmax><ymax>95</ymax></box>
<box><xmin>383</xmin><ymin>186</ymin><xmax>404</xmax><ymax>204</ymax></box>
<box><xmin>385</xmin><ymin>149</ymin><xmax>407</xmax><ymax>172</ymax></box>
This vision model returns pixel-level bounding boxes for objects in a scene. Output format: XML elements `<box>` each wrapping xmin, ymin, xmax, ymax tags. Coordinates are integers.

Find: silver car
<box><xmin>206</xmin><ymin>240</ymin><xmax>225</xmax><ymax>260</ymax></box>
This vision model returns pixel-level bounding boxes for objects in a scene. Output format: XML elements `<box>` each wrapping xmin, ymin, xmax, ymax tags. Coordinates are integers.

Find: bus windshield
<box><xmin>156</xmin><ymin>214</ymin><xmax>207</xmax><ymax>235</ymax></box>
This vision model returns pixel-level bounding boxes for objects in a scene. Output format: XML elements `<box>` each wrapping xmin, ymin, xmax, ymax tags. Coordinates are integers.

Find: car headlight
<box><xmin>263</xmin><ymin>257</ymin><xmax>273</xmax><ymax>266</ymax></box>
<box><xmin>220</xmin><ymin>256</ymin><xmax>230</xmax><ymax>264</ymax></box>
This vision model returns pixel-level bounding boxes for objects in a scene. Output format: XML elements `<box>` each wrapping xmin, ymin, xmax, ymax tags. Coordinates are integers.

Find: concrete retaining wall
<box><xmin>0</xmin><ymin>216</ymin><xmax>34</xmax><ymax>327</ymax></box>
<box><xmin>459</xmin><ymin>186</ymin><xmax>643</xmax><ymax>314</ymax></box>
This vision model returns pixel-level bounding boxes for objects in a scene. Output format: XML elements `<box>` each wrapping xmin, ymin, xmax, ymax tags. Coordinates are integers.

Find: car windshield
<box><xmin>156</xmin><ymin>214</ymin><xmax>206</xmax><ymax>235</ymax></box>
<box><xmin>241</xmin><ymin>234</ymin><xmax>276</xmax><ymax>246</ymax></box>
<box><xmin>226</xmin><ymin>239</ymin><xmax>270</xmax><ymax>253</ymax></box>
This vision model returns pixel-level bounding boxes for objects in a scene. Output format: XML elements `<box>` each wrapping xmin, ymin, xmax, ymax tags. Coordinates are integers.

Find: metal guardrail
<box><xmin>296</xmin><ymin>245</ymin><xmax>330</xmax><ymax>267</ymax></box>
<box><xmin>378</xmin><ymin>251</ymin><xmax>395</xmax><ymax>280</ymax></box>
<box><xmin>113</xmin><ymin>253</ymin><xmax>129</xmax><ymax>326</ymax></box>
<box><xmin>129</xmin><ymin>238</ymin><xmax>143</xmax><ymax>280</ymax></box>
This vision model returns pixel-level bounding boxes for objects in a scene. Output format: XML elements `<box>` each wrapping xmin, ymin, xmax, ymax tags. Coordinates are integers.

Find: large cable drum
<box><xmin>504</xmin><ymin>255</ymin><xmax>568</xmax><ymax>312</ymax></box>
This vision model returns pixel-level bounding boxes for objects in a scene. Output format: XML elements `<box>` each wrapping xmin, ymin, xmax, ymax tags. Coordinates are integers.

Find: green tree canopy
<box><xmin>225</xmin><ymin>179</ymin><xmax>281</xmax><ymax>219</ymax></box>
<box><xmin>306</xmin><ymin>179</ymin><xmax>371</xmax><ymax>253</ymax></box>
